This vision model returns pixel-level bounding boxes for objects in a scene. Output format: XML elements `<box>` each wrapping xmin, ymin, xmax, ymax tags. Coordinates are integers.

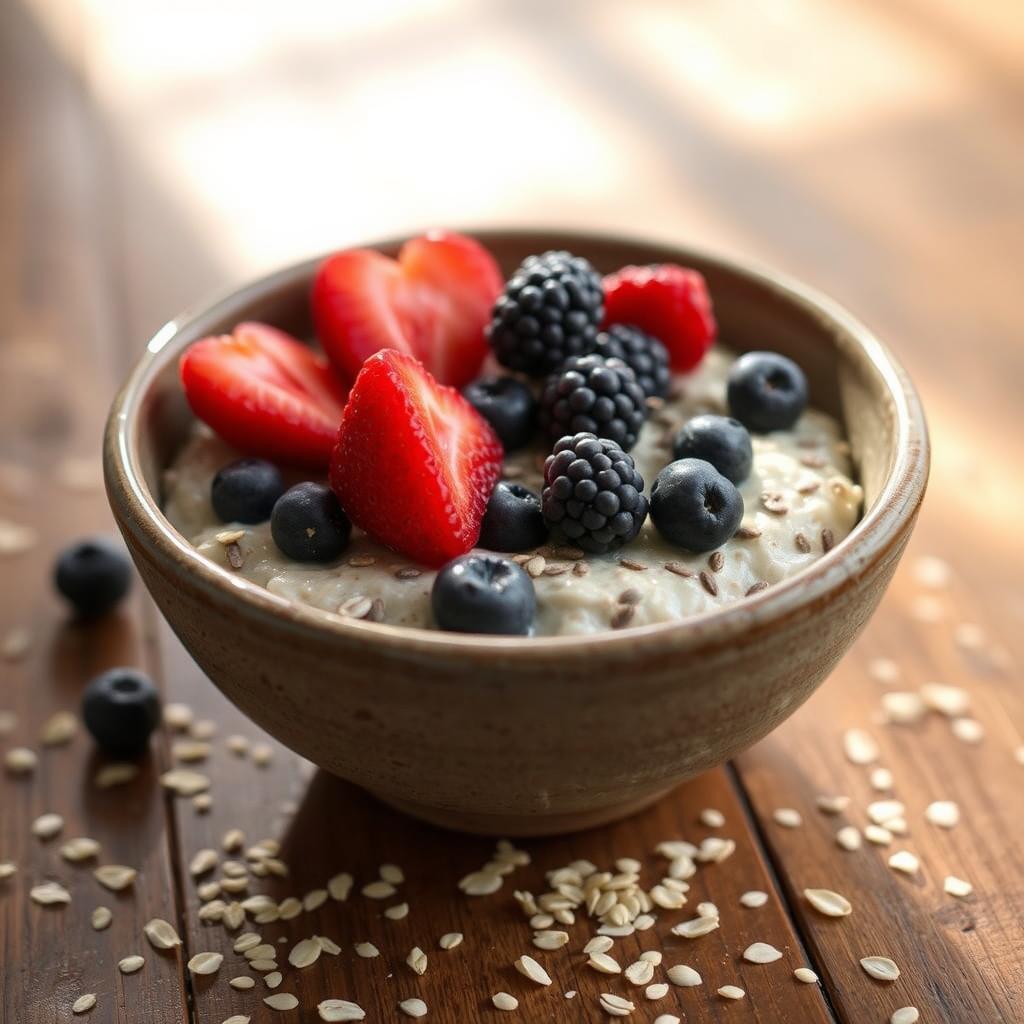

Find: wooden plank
<box><xmin>155</xmin><ymin>622</ymin><xmax>836</xmax><ymax>1023</ymax></box>
<box><xmin>0</xmin><ymin>3</ymin><xmax>188</xmax><ymax>1022</ymax></box>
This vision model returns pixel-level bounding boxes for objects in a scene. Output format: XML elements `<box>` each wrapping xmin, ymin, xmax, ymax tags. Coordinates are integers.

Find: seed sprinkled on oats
<box><xmin>944</xmin><ymin>875</ymin><xmax>973</xmax><ymax>898</ymax></box>
<box><xmin>760</xmin><ymin>492</ymin><xmax>788</xmax><ymax>514</ymax></box>
<box><xmin>794</xmin><ymin>967</ymin><xmax>818</xmax><ymax>984</ymax></box>
<box><xmin>72</xmin><ymin>994</ymin><xmax>96</xmax><ymax>1014</ymax></box>
<box><xmin>843</xmin><ymin>728</ymin><xmax>879</xmax><ymax>765</ymax></box>
<box><xmin>740</xmin><ymin>890</ymin><xmax>768</xmax><ymax>908</ymax></box>
<box><xmin>515</xmin><ymin>954</ymin><xmax>552</xmax><ymax>986</ymax></box>
<box><xmin>216</xmin><ymin>528</ymin><xmax>246</xmax><ymax>545</ymax></box>
<box><xmin>699</xmin><ymin>570</ymin><xmax>718</xmax><ymax>596</ymax></box>
<box><xmin>264</xmin><ymin>993</ymin><xmax>299</xmax><ymax>1011</ymax></box>
<box><xmin>31</xmin><ymin>881</ymin><xmax>71</xmax><ymax>905</ymax></box>
<box><xmin>398</xmin><ymin>998</ymin><xmax>428</xmax><ymax>1018</ymax></box>
<box><xmin>619</xmin><ymin>558</ymin><xmax>647</xmax><ymax>572</ymax></box>
<box><xmin>664</xmin><ymin>562</ymin><xmax>693</xmax><ymax>577</ymax></box>
<box><xmin>143</xmin><ymin>918</ymin><xmax>182</xmax><ymax>949</ymax></box>
<box><xmin>804</xmin><ymin>888</ymin><xmax>852</xmax><ymax>917</ymax></box>
<box><xmin>317</xmin><ymin>1000</ymin><xmax>366</xmax><ymax>1022</ymax></box>
<box><xmin>439</xmin><ymin>932</ymin><xmax>463</xmax><ymax>950</ymax></box>
<box><xmin>708</xmin><ymin>550</ymin><xmax>725</xmax><ymax>572</ymax></box>
<box><xmin>611</xmin><ymin>604</ymin><xmax>635</xmax><ymax>629</ymax></box>
<box><xmin>925</xmin><ymin>800</ymin><xmax>960</xmax><ymax>828</ymax></box>
<box><xmin>492</xmin><ymin>992</ymin><xmax>518</xmax><ymax>1012</ymax></box>
<box><xmin>118</xmin><ymin>955</ymin><xmax>145</xmax><ymax>974</ymax></box>
<box><xmin>860</xmin><ymin>956</ymin><xmax>899</xmax><ymax>981</ymax></box>
<box><xmin>773</xmin><ymin>808</ymin><xmax>802</xmax><ymax>828</ymax></box>
<box><xmin>746</xmin><ymin>581</ymin><xmax>769</xmax><ymax>595</ymax></box>
<box><xmin>718</xmin><ymin>985</ymin><xmax>745</xmax><ymax>1000</ymax></box>
<box><xmin>891</xmin><ymin>1008</ymin><xmax>920</xmax><ymax>1024</ymax></box>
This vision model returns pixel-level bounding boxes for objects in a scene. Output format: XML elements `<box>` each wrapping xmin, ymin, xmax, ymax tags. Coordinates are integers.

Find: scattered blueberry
<box><xmin>726</xmin><ymin>351</ymin><xmax>808</xmax><ymax>432</ymax></box>
<box><xmin>431</xmin><ymin>554</ymin><xmax>536</xmax><ymax>635</ymax></box>
<box><xmin>539</xmin><ymin>354</ymin><xmax>647</xmax><ymax>451</ymax></box>
<box><xmin>592</xmin><ymin>324</ymin><xmax>671</xmax><ymax>400</ymax></box>
<box><xmin>211</xmin><ymin>457</ymin><xmax>285</xmax><ymax>523</ymax></box>
<box><xmin>478</xmin><ymin>481</ymin><xmax>548</xmax><ymax>552</ymax></box>
<box><xmin>488</xmin><ymin>250</ymin><xmax>604</xmax><ymax>376</ymax></box>
<box><xmin>672</xmin><ymin>414</ymin><xmax>753</xmax><ymax>485</ymax></box>
<box><xmin>542</xmin><ymin>432</ymin><xmax>648</xmax><ymax>554</ymax></box>
<box><xmin>54</xmin><ymin>538</ymin><xmax>132</xmax><ymax>617</ymax></box>
<box><xmin>270</xmin><ymin>483</ymin><xmax>351</xmax><ymax>562</ymax></box>
<box><xmin>82</xmin><ymin>668</ymin><xmax>161</xmax><ymax>757</ymax></box>
<box><xmin>462</xmin><ymin>376</ymin><xmax>537</xmax><ymax>451</ymax></box>
<box><xmin>650</xmin><ymin>458</ymin><xmax>744</xmax><ymax>552</ymax></box>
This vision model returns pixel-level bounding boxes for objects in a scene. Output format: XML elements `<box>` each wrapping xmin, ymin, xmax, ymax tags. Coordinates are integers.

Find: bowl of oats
<box><xmin>104</xmin><ymin>229</ymin><xmax>928</xmax><ymax>834</ymax></box>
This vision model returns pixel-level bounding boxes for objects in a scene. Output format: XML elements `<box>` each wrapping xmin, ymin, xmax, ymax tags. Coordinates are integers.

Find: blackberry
<box><xmin>487</xmin><ymin>250</ymin><xmax>604</xmax><ymax>376</ymax></box>
<box><xmin>539</xmin><ymin>354</ymin><xmax>646</xmax><ymax>451</ymax></box>
<box><xmin>592</xmin><ymin>324</ymin><xmax>671</xmax><ymax>400</ymax></box>
<box><xmin>542</xmin><ymin>432</ymin><xmax>648</xmax><ymax>554</ymax></box>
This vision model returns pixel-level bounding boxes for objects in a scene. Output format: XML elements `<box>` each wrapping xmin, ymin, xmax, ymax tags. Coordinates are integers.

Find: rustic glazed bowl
<box><xmin>104</xmin><ymin>230</ymin><xmax>928</xmax><ymax>836</ymax></box>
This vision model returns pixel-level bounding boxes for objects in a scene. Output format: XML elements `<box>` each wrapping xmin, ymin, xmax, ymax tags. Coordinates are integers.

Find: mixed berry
<box><xmin>175</xmin><ymin>230</ymin><xmax>816</xmax><ymax>636</ymax></box>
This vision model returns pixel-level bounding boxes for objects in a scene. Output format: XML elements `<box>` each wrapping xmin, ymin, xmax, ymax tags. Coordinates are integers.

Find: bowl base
<box><xmin>372</xmin><ymin>785</ymin><xmax>677</xmax><ymax>837</ymax></box>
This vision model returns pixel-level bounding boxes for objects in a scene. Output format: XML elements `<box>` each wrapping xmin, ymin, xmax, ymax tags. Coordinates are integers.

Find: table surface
<box><xmin>2</xmin><ymin>1</ymin><xmax>1022</xmax><ymax>1022</ymax></box>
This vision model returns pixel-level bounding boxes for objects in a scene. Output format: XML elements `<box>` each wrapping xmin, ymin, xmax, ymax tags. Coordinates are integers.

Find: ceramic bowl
<box><xmin>104</xmin><ymin>230</ymin><xmax>928</xmax><ymax>836</ymax></box>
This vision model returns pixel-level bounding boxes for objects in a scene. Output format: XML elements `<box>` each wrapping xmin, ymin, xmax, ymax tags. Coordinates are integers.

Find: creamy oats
<box><xmin>163</xmin><ymin>348</ymin><xmax>862</xmax><ymax>636</ymax></box>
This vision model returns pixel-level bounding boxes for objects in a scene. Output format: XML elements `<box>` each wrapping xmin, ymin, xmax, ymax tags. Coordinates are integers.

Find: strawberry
<box><xmin>311</xmin><ymin>230</ymin><xmax>502</xmax><ymax>390</ymax></box>
<box><xmin>602</xmin><ymin>264</ymin><xmax>717</xmax><ymax>372</ymax></box>
<box><xmin>180</xmin><ymin>322</ymin><xmax>348</xmax><ymax>467</ymax></box>
<box><xmin>330</xmin><ymin>349</ymin><xmax>503</xmax><ymax>567</ymax></box>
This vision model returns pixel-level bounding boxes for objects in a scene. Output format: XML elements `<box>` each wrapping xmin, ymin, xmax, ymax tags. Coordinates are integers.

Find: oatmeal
<box><xmin>163</xmin><ymin>348</ymin><xmax>862</xmax><ymax>636</ymax></box>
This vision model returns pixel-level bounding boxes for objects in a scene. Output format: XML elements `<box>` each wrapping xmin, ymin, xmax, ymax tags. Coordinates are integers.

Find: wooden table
<box><xmin>2</xmin><ymin>1</ymin><xmax>1021</xmax><ymax>1021</ymax></box>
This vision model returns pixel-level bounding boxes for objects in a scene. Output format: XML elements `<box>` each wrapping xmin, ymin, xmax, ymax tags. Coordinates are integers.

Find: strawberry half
<box><xmin>180</xmin><ymin>322</ymin><xmax>349</xmax><ymax>467</ymax></box>
<box><xmin>312</xmin><ymin>230</ymin><xmax>502</xmax><ymax>390</ymax></box>
<box><xmin>330</xmin><ymin>349</ymin><xmax>503</xmax><ymax>567</ymax></box>
<box><xmin>603</xmin><ymin>264</ymin><xmax>717</xmax><ymax>372</ymax></box>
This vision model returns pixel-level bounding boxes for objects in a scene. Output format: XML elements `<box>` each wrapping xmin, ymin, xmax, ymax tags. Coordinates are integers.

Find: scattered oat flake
<box><xmin>843</xmin><ymin>728</ymin><xmax>879</xmax><ymax>764</ymax></box>
<box><xmin>265</xmin><ymin>972</ymin><xmax>283</xmax><ymax>989</ymax></box>
<box><xmin>1</xmin><ymin>625</ymin><xmax>31</xmax><ymax>661</ymax></box>
<box><xmin>95</xmin><ymin>762</ymin><xmax>138</xmax><ymax>788</ymax></box>
<box><xmin>926</xmin><ymin>800</ymin><xmax>960</xmax><ymax>828</ymax></box>
<box><xmin>290</xmin><ymin>937</ymin><xmax>322</xmax><ymax>968</ymax></box>
<box><xmin>625</xmin><ymin>959</ymin><xmax>655</xmax><ymax>985</ymax></box>
<box><xmin>860</xmin><ymin>956</ymin><xmax>900</xmax><ymax>981</ymax></box>
<box><xmin>223</xmin><ymin>1017</ymin><xmax>250</xmax><ymax>1024</ymax></box>
<box><xmin>672</xmin><ymin>915</ymin><xmax>719</xmax><ymax>938</ymax></box>
<box><xmin>32</xmin><ymin>813</ymin><xmax>64</xmax><ymax>839</ymax></box>
<box><xmin>0</xmin><ymin>519</ymin><xmax>38</xmax><ymax>555</ymax></box>
<box><xmin>384</xmin><ymin>901</ymin><xmax>409</xmax><ymax>920</ymax></box>
<box><xmin>868</xmin><ymin>799</ymin><xmax>905</xmax><ymax>825</ymax></box>
<box><xmin>773</xmin><ymin>807</ymin><xmax>802</xmax><ymax>828</ymax></box>
<box><xmin>699</xmin><ymin>808</ymin><xmax>725</xmax><ymax>827</ymax></box>
<box><xmin>888</xmin><ymin>850</ymin><xmax>920</xmax><ymax>875</ymax></box>
<box><xmin>188</xmin><ymin>951</ymin><xmax>223</xmax><ymax>975</ymax></box>
<box><xmin>891</xmin><ymin>1009</ymin><xmax>920</xmax><ymax>1024</ymax></box>
<box><xmin>794</xmin><ymin>967</ymin><xmax>818</xmax><ymax>983</ymax></box>
<box><xmin>230</xmin><ymin>977</ymin><xmax>256</xmax><ymax>990</ymax></box>
<box><xmin>264</xmin><ymin>993</ymin><xmax>299</xmax><ymax>1011</ymax></box>
<box><xmin>190</xmin><ymin>848</ymin><xmax>218</xmax><ymax>876</ymax></box>
<box><xmin>865</xmin><ymin>824</ymin><xmax>893</xmax><ymax>845</ymax></box>
<box><xmin>654</xmin><ymin>1017</ymin><xmax>681</xmax><ymax>1024</ymax></box>
<box><xmin>868</xmin><ymin>657</ymin><xmax>901</xmax><ymax>684</ymax></box>
<box><xmin>666</xmin><ymin>964</ymin><xmax>702</xmax><ymax>987</ymax></box>
<box><xmin>515</xmin><ymin>954</ymin><xmax>552</xmax><ymax>985</ymax></box>
<box><xmin>588</xmin><ymin>951</ymin><xmax>622</xmax><ymax>974</ymax></box>
<box><xmin>94</xmin><ymin>864</ymin><xmax>136</xmax><ymax>891</ymax></box>
<box><xmin>492</xmin><ymin>992</ymin><xmax>518</xmax><ymax>1012</ymax></box>
<box><xmin>144</xmin><ymin>917</ymin><xmax>182</xmax><ymax>948</ymax></box>
<box><xmin>72</xmin><ymin>994</ymin><xmax>96</xmax><ymax>1014</ymax></box>
<box><xmin>584</xmin><ymin>936</ymin><xmax>613</xmax><ymax>955</ymax></box>
<box><xmin>920</xmin><ymin>682</ymin><xmax>970</xmax><ymax>717</ymax></box>
<box><xmin>317</xmin><ymin>1000</ymin><xmax>365</xmax><ymax>1022</ymax></box>
<box><xmin>952</xmin><ymin>717</ymin><xmax>984</xmax><ymax>743</ymax></box>
<box><xmin>645</xmin><ymin>982</ymin><xmax>669</xmax><ymax>1000</ymax></box>
<box><xmin>837</xmin><ymin>826</ymin><xmax>862</xmax><ymax>851</ymax></box>
<box><xmin>944</xmin><ymin>875</ymin><xmax>973</xmax><ymax>898</ymax></box>
<box><xmin>882</xmin><ymin>691</ymin><xmax>926</xmax><ymax>725</ymax></box>
<box><xmin>740</xmin><ymin>890</ymin><xmax>768</xmax><ymax>908</ymax></box>
<box><xmin>328</xmin><ymin>872</ymin><xmax>354</xmax><ymax>901</ymax></box>
<box><xmin>439</xmin><ymin>932</ymin><xmax>463</xmax><ymax>950</ymax></box>
<box><xmin>160</xmin><ymin>768</ymin><xmax>210</xmax><ymax>795</ymax></box>
<box><xmin>599</xmin><ymin>993</ymin><xmax>635</xmax><ymax>1017</ymax></box>
<box><xmin>119</xmin><ymin>955</ymin><xmax>145</xmax><ymax>974</ymax></box>
<box><xmin>718</xmin><ymin>985</ymin><xmax>745</xmax><ymax>1000</ymax></box>
<box><xmin>870</xmin><ymin>767</ymin><xmax>894</xmax><ymax>791</ymax></box>
<box><xmin>91</xmin><ymin>906</ymin><xmax>112</xmax><ymax>930</ymax></box>
<box><xmin>744</xmin><ymin>942</ymin><xmax>783</xmax><ymax>964</ymax></box>
<box><xmin>0</xmin><ymin>861</ymin><xmax>16</xmax><ymax>879</ymax></box>
<box><xmin>361</xmin><ymin>879</ymin><xmax>396</xmax><ymax>899</ymax></box>
<box><xmin>534</xmin><ymin>930</ymin><xmax>569</xmax><ymax>950</ymax></box>
<box><xmin>31</xmin><ymin>881</ymin><xmax>71</xmax><ymax>905</ymax></box>
<box><xmin>40</xmin><ymin>710</ymin><xmax>78</xmax><ymax>746</ymax></box>
<box><xmin>4</xmin><ymin>746</ymin><xmax>37</xmax><ymax>774</ymax></box>
<box><xmin>804</xmin><ymin>888</ymin><xmax>852</xmax><ymax>916</ymax></box>
<box><xmin>457</xmin><ymin>870</ymin><xmax>502</xmax><ymax>895</ymax></box>
<box><xmin>355</xmin><ymin>942</ymin><xmax>379</xmax><ymax>959</ymax></box>
<box><xmin>398</xmin><ymin>998</ymin><xmax>428</xmax><ymax>1018</ymax></box>
<box><xmin>816</xmin><ymin>794</ymin><xmax>851</xmax><ymax>814</ymax></box>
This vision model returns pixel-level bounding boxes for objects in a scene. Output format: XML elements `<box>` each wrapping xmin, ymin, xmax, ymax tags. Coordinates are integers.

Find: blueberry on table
<box><xmin>54</xmin><ymin>537</ymin><xmax>132</xmax><ymax>617</ymax></box>
<box><xmin>82</xmin><ymin>668</ymin><xmax>161</xmax><ymax>757</ymax></box>
<box><xmin>462</xmin><ymin>376</ymin><xmax>537</xmax><ymax>451</ymax></box>
<box><xmin>650</xmin><ymin>458</ymin><xmax>744</xmax><ymax>553</ymax></box>
<box><xmin>271</xmin><ymin>483</ymin><xmax>351</xmax><ymax>562</ymax></box>
<box><xmin>478</xmin><ymin>481</ymin><xmax>548</xmax><ymax>553</ymax></box>
<box><xmin>726</xmin><ymin>351</ymin><xmax>808</xmax><ymax>432</ymax></box>
<box><xmin>672</xmin><ymin>414</ymin><xmax>753</xmax><ymax>484</ymax></box>
<box><xmin>432</xmin><ymin>554</ymin><xmax>536</xmax><ymax>635</ymax></box>
<box><xmin>542</xmin><ymin>432</ymin><xmax>648</xmax><ymax>554</ymax></box>
<box><xmin>210</xmin><ymin>457</ymin><xmax>285</xmax><ymax>523</ymax></box>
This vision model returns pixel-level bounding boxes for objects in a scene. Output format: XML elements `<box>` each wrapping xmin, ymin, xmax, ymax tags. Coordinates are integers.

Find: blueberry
<box><xmin>270</xmin><ymin>483</ymin><xmax>351</xmax><ymax>562</ymax></box>
<box><xmin>431</xmin><ymin>554</ymin><xmax>536</xmax><ymax>635</ymax></box>
<box><xmin>478</xmin><ymin>481</ymin><xmax>548</xmax><ymax>553</ymax></box>
<box><xmin>726</xmin><ymin>351</ymin><xmax>808</xmax><ymax>432</ymax></box>
<box><xmin>211</xmin><ymin>458</ymin><xmax>285</xmax><ymax>523</ymax></box>
<box><xmin>462</xmin><ymin>376</ymin><xmax>537</xmax><ymax>451</ymax></box>
<box><xmin>82</xmin><ymin>668</ymin><xmax>161</xmax><ymax>757</ymax></box>
<box><xmin>54</xmin><ymin>538</ymin><xmax>132</xmax><ymax>617</ymax></box>
<box><xmin>672</xmin><ymin>415</ymin><xmax>753</xmax><ymax>484</ymax></box>
<box><xmin>650</xmin><ymin>459</ymin><xmax>744</xmax><ymax>552</ymax></box>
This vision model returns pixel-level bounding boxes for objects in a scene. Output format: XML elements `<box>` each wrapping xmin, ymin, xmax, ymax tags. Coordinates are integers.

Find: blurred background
<box><xmin>2</xmin><ymin>0</ymin><xmax>1022</xmax><ymax>603</ymax></box>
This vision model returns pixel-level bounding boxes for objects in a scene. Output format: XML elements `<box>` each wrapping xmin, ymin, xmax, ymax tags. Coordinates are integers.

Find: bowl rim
<box><xmin>104</xmin><ymin>227</ymin><xmax>929</xmax><ymax>660</ymax></box>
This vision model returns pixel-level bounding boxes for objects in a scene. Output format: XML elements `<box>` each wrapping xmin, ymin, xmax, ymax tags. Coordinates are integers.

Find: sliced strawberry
<box><xmin>330</xmin><ymin>349</ymin><xmax>503</xmax><ymax>567</ymax></box>
<box><xmin>603</xmin><ymin>264</ymin><xmax>717</xmax><ymax>372</ymax></box>
<box><xmin>180</xmin><ymin>322</ymin><xmax>348</xmax><ymax>467</ymax></box>
<box><xmin>311</xmin><ymin>230</ymin><xmax>502</xmax><ymax>390</ymax></box>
